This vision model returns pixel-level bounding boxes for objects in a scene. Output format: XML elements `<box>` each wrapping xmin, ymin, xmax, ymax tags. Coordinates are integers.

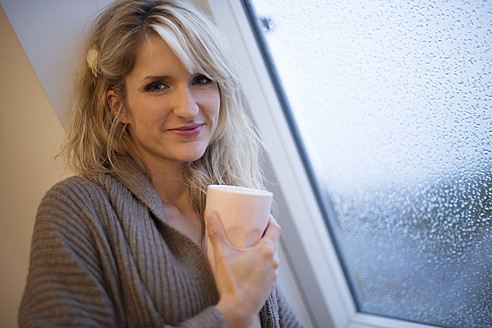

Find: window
<box><xmin>208</xmin><ymin>1</ymin><xmax>491</xmax><ymax>327</ymax></box>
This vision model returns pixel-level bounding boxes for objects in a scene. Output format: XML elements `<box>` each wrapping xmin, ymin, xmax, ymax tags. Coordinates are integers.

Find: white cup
<box><xmin>206</xmin><ymin>185</ymin><xmax>273</xmax><ymax>273</ymax></box>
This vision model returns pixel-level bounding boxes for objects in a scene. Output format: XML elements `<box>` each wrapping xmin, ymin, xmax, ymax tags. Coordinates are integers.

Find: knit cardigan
<box><xmin>18</xmin><ymin>156</ymin><xmax>303</xmax><ymax>327</ymax></box>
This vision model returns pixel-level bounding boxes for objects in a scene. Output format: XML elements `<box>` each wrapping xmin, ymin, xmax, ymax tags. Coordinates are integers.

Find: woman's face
<box><xmin>117</xmin><ymin>33</ymin><xmax>220</xmax><ymax>170</ymax></box>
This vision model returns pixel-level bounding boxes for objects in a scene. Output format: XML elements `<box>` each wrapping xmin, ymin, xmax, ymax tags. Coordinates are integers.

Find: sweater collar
<box><xmin>89</xmin><ymin>155</ymin><xmax>169</xmax><ymax>225</ymax></box>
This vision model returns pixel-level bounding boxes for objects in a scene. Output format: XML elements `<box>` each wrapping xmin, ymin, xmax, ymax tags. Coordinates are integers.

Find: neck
<box><xmin>140</xmin><ymin>158</ymin><xmax>205</xmax><ymax>249</ymax></box>
<box><xmin>137</xmin><ymin>151</ymin><xmax>196</xmax><ymax>217</ymax></box>
<box><xmin>148</xmin><ymin>163</ymin><xmax>187</xmax><ymax>204</ymax></box>
<box><xmin>147</xmin><ymin>161</ymin><xmax>204</xmax><ymax>248</ymax></box>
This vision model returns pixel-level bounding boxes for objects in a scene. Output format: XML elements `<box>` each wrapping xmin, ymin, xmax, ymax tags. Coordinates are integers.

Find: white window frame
<box><xmin>206</xmin><ymin>1</ymin><xmax>439</xmax><ymax>327</ymax></box>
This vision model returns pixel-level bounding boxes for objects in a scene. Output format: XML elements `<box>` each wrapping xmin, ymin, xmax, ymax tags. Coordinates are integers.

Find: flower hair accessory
<box><xmin>86</xmin><ymin>46</ymin><xmax>101</xmax><ymax>78</ymax></box>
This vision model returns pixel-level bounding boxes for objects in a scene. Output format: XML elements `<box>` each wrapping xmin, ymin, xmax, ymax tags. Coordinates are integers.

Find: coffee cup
<box><xmin>205</xmin><ymin>185</ymin><xmax>273</xmax><ymax>273</ymax></box>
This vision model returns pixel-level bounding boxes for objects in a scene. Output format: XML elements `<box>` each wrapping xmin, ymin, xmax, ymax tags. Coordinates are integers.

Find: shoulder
<box><xmin>32</xmin><ymin>175</ymin><xmax>126</xmax><ymax>260</ymax></box>
<box><xmin>36</xmin><ymin>172</ymin><xmax>143</xmax><ymax>231</ymax></box>
<box><xmin>48</xmin><ymin>175</ymin><xmax>103</xmax><ymax>193</ymax></box>
<box><xmin>35</xmin><ymin>175</ymin><xmax>115</xmax><ymax>233</ymax></box>
<box><xmin>40</xmin><ymin>176</ymin><xmax>108</xmax><ymax>212</ymax></box>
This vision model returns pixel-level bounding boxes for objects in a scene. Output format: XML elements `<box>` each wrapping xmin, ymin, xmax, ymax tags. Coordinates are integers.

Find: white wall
<box><xmin>0</xmin><ymin>0</ymin><xmax>113</xmax><ymax>125</ymax></box>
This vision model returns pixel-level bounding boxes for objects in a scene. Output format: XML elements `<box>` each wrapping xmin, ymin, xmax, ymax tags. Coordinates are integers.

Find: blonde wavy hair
<box><xmin>63</xmin><ymin>0</ymin><xmax>265</xmax><ymax>216</ymax></box>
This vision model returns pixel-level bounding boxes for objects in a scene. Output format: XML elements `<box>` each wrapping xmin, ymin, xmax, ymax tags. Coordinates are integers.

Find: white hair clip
<box><xmin>86</xmin><ymin>46</ymin><xmax>101</xmax><ymax>78</ymax></box>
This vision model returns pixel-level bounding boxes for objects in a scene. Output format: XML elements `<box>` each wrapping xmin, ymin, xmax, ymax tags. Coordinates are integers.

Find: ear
<box><xmin>107</xmin><ymin>90</ymin><xmax>129</xmax><ymax>124</ymax></box>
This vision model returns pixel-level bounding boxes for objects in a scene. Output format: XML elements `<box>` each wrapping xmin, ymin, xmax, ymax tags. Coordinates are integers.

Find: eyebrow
<box><xmin>142</xmin><ymin>75</ymin><xmax>171</xmax><ymax>81</ymax></box>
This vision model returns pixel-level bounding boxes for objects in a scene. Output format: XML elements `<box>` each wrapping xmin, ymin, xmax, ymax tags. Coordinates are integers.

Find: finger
<box><xmin>261</xmin><ymin>215</ymin><xmax>282</xmax><ymax>245</ymax></box>
<box><xmin>258</xmin><ymin>216</ymin><xmax>281</xmax><ymax>271</ymax></box>
<box><xmin>205</xmin><ymin>209</ymin><xmax>236</xmax><ymax>252</ymax></box>
<box><xmin>205</xmin><ymin>210</ymin><xmax>225</xmax><ymax>246</ymax></box>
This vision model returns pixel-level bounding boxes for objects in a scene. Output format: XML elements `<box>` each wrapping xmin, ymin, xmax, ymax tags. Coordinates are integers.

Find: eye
<box><xmin>192</xmin><ymin>74</ymin><xmax>213</xmax><ymax>86</ymax></box>
<box><xmin>144</xmin><ymin>81</ymin><xmax>168</xmax><ymax>92</ymax></box>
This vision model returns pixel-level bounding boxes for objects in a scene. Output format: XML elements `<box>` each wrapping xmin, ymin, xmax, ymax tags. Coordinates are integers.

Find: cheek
<box><xmin>205</xmin><ymin>90</ymin><xmax>221</xmax><ymax>125</ymax></box>
<box><xmin>213</xmin><ymin>95</ymin><xmax>221</xmax><ymax>122</ymax></box>
<box><xmin>125</xmin><ymin>94</ymin><xmax>162</xmax><ymax>127</ymax></box>
<box><xmin>205</xmin><ymin>93</ymin><xmax>221</xmax><ymax>143</ymax></box>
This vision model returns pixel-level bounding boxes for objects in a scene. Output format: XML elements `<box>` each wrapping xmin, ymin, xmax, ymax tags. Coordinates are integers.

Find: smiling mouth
<box><xmin>167</xmin><ymin>123</ymin><xmax>204</xmax><ymax>138</ymax></box>
<box><xmin>171</xmin><ymin>123</ymin><xmax>203</xmax><ymax>131</ymax></box>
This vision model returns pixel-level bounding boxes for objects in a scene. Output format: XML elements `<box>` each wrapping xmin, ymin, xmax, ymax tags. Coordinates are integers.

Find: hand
<box><xmin>205</xmin><ymin>210</ymin><xmax>281</xmax><ymax>328</ymax></box>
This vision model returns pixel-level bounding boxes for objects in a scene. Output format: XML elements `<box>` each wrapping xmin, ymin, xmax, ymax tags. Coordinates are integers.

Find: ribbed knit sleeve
<box><xmin>18</xmin><ymin>176</ymin><xmax>226</xmax><ymax>328</ymax></box>
<box><xmin>276</xmin><ymin>286</ymin><xmax>304</xmax><ymax>327</ymax></box>
<box><xmin>259</xmin><ymin>285</ymin><xmax>304</xmax><ymax>328</ymax></box>
<box><xmin>18</xmin><ymin>177</ymin><xmax>122</xmax><ymax>327</ymax></box>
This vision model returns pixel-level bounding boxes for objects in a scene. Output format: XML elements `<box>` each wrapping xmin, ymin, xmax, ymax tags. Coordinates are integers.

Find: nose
<box><xmin>173</xmin><ymin>85</ymin><xmax>199</xmax><ymax>119</ymax></box>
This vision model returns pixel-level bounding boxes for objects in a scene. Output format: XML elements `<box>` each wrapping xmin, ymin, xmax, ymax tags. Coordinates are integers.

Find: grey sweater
<box><xmin>19</xmin><ymin>156</ymin><xmax>303</xmax><ymax>327</ymax></box>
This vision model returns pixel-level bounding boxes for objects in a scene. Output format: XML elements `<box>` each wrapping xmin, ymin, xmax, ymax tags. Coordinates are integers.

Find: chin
<box><xmin>180</xmin><ymin>149</ymin><xmax>208</xmax><ymax>163</ymax></box>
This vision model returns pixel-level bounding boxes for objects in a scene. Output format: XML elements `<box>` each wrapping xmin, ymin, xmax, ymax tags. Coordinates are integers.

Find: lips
<box><xmin>167</xmin><ymin>123</ymin><xmax>204</xmax><ymax>138</ymax></box>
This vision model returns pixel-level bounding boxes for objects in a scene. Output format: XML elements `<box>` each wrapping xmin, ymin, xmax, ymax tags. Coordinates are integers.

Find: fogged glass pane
<box><xmin>248</xmin><ymin>0</ymin><xmax>491</xmax><ymax>327</ymax></box>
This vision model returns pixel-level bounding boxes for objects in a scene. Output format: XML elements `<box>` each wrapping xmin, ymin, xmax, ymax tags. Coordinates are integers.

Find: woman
<box><xmin>18</xmin><ymin>0</ymin><xmax>303</xmax><ymax>327</ymax></box>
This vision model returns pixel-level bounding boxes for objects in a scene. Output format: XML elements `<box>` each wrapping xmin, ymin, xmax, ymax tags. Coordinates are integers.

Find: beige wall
<box><xmin>0</xmin><ymin>6</ymin><xmax>70</xmax><ymax>328</ymax></box>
